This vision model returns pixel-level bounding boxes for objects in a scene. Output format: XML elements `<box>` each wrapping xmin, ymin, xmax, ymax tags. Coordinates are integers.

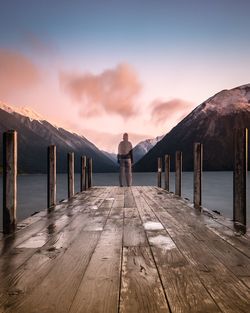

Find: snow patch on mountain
<box><xmin>0</xmin><ymin>101</ymin><xmax>45</xmax><ymax>121</ymax></box>
<box><xmin>0</xmin><ymin>100</ymin><xmax>80</xmax><ymax>136</ymax></box>
<box><xmin>202</xmin><ymin>84</ymin><xmax>250</xmax><ymax>115</ymax></box>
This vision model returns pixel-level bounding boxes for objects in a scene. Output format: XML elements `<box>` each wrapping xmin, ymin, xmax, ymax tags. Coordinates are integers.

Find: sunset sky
<box><xmin>0</xmin><ymin>0</ymin><xmax>250</xmax><ymax>152</ymax></box>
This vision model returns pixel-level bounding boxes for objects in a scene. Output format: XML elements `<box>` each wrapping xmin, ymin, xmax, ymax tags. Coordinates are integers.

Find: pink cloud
<box><xmin>0</xmin><ymin>49</ymin><xmax>41</xmax><ymax>97</ymax></box>
<box><xmin>59</xmin><ymin>63</ymin><xmax>142</xmax><ymax>119</ymax></box>
<box><xmin>151</xmin><ymin>98</ymin><xmax>195</xmax><ymax>124</ymax></box>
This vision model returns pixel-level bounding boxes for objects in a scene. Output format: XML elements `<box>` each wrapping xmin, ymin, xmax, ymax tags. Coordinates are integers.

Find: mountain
<box><xmin>132</xmin><ymin>136</ymin><xmax>164</xmax><ymax>163</ymax></box>
<box><xmin>0</xmin><ymin>101</ymin><xmax>118</xmax><ymax>173</ymax></box>
<box><xmin>134</xmin><ymin>84</ymin><xmax>250</xmax><ymax>172</ymax></box>
<box><xmin>101</xmin><ymin>150</ymin><xmax>117</xmax><ymax>163</ymax></box>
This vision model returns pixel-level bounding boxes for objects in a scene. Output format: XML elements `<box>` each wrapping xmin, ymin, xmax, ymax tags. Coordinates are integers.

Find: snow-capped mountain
<box><xmin>134</xmin><ymin>84</ymin><xmax>250</xmax><ymax>171</ymax></box>
<box><xmin>0</xmin><ymin>101</ymin><xmax>118</xmax><ymax>173</ymax></box>
<box><xmin>132</xmin><ymin>136</ymin><xmax>164</xmax><ymax>163</ymax></box>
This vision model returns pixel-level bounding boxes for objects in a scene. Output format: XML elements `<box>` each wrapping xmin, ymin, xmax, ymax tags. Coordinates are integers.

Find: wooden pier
<box><xmin>0</xmin><ymin>186</ymin><xmax>250</xmax><ymax>313</ymax></box>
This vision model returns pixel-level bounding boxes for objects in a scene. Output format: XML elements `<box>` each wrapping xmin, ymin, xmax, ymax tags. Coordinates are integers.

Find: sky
<box><xmin>0</xmin><ymin>0</ymin><xmax>250</xmax><ymax>152</ymax></box>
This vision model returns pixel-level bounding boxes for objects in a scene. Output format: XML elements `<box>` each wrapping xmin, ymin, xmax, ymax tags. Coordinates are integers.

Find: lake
<box><xmin>0</xmin><ymin>172</ymin><xmax>249</xmax><ymax>231</ymax></box>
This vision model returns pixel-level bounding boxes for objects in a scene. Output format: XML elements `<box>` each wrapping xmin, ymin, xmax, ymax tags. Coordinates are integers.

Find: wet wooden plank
<box><xmin>0</xmin><ymin>186</ymin><xmax>249</xmax><ymax>313</ymax></box>
<box><xmin>144</xmin><ymin>188</ymin><xmax>250</xmax><ymax>278</ymax></box>
<box><xmin>0</xmin><ymin>188</ymin><xmax>108</xmax><ymax>282</ymax></box>
<box><xmin>120</xmin><ymin>246</ymin><xmax>170</xmax><ymax>313</ymax></box>
<box><xmin>124</xmin><ymin>187</ymin><xmax>136</xmax><ymax>208</ymax></box>
<box><xmin>0</xmin><ymin>187</ymin><xmax>104</xmax><ymax>255</ymax></box>
<box><xmin>141</xmin><ymin>187</ymin><xmax>250</xmax><ymax>313</ymax></box>
<box><xmin>69</xmin><ymin>202</ymin><xmax>124</xmax><ymax>313</ymax></box>
<box><xmin>0</xmin><ymin>188</ymin><xmax>114</xmax><ymax>312</ymax></box>
<box><xmin>133</xmin><ymin>187</ymin><xmax>222</xmax><ymax>313</ymax></box>
<box><xmin>123</xmin><ymin>208</ymin><xmax>147</xmax><ymax>247</ymax></box>
<box><xmin>6</xmin><ymin>231</ymin><xmax>101</xmax><ymax>313</ymax></box>
<box><xmin>149</xmin><ymin>187</ymin><xmax>250</xmax><ymax>257</ymax></box>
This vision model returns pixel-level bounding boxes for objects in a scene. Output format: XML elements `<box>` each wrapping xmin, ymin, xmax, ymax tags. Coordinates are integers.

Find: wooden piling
<box><xmin>233</xmin><ymin>128</ymin><xmax>248</xmax><ymax>229</ymax></box>
<box><xmin>81</xmin><ymin>156</ymin><xmax>87</xmax><ymax>191</ymax></box>
<box><xmin>175</xmin><ymin>151</ymin><xmax>182</xmax><ymax>196</ymax></box>
<box><xmin>157</xmin><ymin>157</ymin><xmax>162</xmax><ymax>188</ymax></box>
<box><xmin>47</xmin><ymin>145</ymin><xmax>56</xmax><ymax>209</ymax></box>
<box><xmin>3</xmin><ymin>130</ymin><xmax>17</xmax><ymax>234</ymax></box>
<box><xmin>87</xmin><ymin>157</ymin><xmax>93</xmax><ymax>188</ymax></box>
<box><xmin>164</xmin><ymin>154</ymin><xmax>170</xmax><ymax>191</ymax></box>
<box><xmin>68</xmin><ymin>152</ymin><xmax>74</xmax><ymax>198</ymax></box>
<box><xmin>193</xmin><ymin>143</ymin><xmax>203</xmax><ymax>209</ymax></box>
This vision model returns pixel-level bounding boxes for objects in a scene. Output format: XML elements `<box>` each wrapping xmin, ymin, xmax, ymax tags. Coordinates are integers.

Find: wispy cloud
<box><xmin>150</xmin><ymin>98</ymin><xmax>195</xmax><ymax>124</ymax></box>
<box><xmin>59</xmin><ymin>63</ymin><xmax>142</xmax><ymax>119</ymax></box>
<box><xmin>0</xmin><ymin>49</ymin><xmax>41</xmax><ymax>97</ymax></box>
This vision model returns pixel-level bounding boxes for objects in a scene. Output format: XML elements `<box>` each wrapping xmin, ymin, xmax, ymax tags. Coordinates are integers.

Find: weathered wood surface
<box><xmin>233</xmin><ymin>128</ymin><xmax>248</xmax><ymax>228</ymax></box>
<box><xmin>3</xmin><ymin>130</ymin><xmax>17</xmax><ymax>234</ymax></box>
<box><xmin>0</xmin><ymin>187</ymin><xmax>249</xmax><ymax>313</ymax></box>
<box><xmin>47</xmin><ymin>145</ymin><xmax>56</xmax><ymax>209</ymax></box>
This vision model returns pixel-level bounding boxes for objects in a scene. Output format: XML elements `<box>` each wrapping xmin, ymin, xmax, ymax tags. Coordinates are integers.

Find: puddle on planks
<box><xmin>143</xmin><ymin>221</ymin><xmax>164</xmax><ymax>230</ymax></box>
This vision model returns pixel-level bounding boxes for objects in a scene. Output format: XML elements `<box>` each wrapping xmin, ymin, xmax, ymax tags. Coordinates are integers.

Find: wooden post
<box><xmin>175</xmin><ymin>151</ymin><xmax>182</xmax><ymax>196</ymax></box>
<box><xmin>68</xmin><ymin>152</ymin><xmax>74</xmax><ymax>198</ymax></box>
<box><xmin>193</xmin><ymin>143</ymin><xmax>203</xmax><ymax>209</ymax></box>
<box><xmin>80</xmin><ymin>156</ymin><xmax>87</xmax><ymax>191</ymax></box>
<box><xmin>233</xmin><ymin>128</ymin><xmax>248</xmax><ymax>229</ymax></box>
<box><xmin>164</xmin><ymin>154</ymin><xmax>170</xmax><ymax>191</ymax></box>
<box><xmin>87</xmin><ymin>157</ymin><xmax>93</xmax><ymax>188</ymax></box>
<box><xmin>47</xmin><ymin>145</ymin><xmax>56</xmax><ymax>209</ymax></box>
<box><xmin>157</xmin><ymin>157</ymin><xmax>162</xmax><ymax>188</ymax></box>
<box><xmin>3</xmin><ymin>130</ymin><xmax>17</xmax><ymax>234</ymax></box>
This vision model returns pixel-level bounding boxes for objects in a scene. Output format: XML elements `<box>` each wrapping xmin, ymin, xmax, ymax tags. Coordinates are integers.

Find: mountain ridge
<box><xmin>0</xmin><ymin>101</ymin><xmax>118</xmax><ymax>173</ymax></box>
<box><xmin>134</xmin><ymin>84</ymin><xmax>250</xmax><ymax>172</ymax></box>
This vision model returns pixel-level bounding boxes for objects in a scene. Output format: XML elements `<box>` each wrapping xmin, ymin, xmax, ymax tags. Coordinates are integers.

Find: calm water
<box><xmin>0</xmin><ymin>172</ymin><xmax>249</xmax><ymax>231</ymax></box>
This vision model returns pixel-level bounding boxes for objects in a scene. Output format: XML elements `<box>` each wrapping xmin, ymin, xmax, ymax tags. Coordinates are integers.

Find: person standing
<box><xmin>117</xmin><ymin>133</ymin><xmax>133</xmax><ymax>187</ymax></box>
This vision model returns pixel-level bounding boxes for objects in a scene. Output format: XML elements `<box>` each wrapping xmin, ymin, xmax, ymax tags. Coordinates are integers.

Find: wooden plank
<box><xmin>123</xmin><ymin>208</ymin><xmax>147</xmax><ymax>247</ymax></box>
<box><xmin>124</xmin><ymin>187</ymin><xmax>136</xmax><ymax>208</ymax></box>
<box><xmin>5</xmin><ymin>231</ymin><xmax>101</xmax><ymax>313</ymax></box>
<box><xmin>120</xmin><ymin>246</ymin><xmax>170</xmax><ymax>313</ymax></box>
<box><xmin>0</xmin><ymin>188</ymin><xmax>114</xmax><ymax>312</ymax></box>
<box><xmin>0</xmin><ymin>188</ymin><xmax>109</xmax><ymax>281</ymax></box>
<box><xmin>147</xmin><ymin>187</ymin><xmax>250</xmax><ymax>258</ymax></box>
<box><xmin>133</xmin><ymin>188</ymin><xmax>221</xmax><ymax>313</ymax></box>
<box><xmin>69</xmin><ymin>206</ymin><xmax>123</xmax><ymax>313</ymax></box>
<box><xmin>141</xmin><ymin>187</ymin><xmax>250</xmax><ymax>312</ymax></box>
<box><xmin>148</xmin><ymin>231</ymin><xmax>221</xmax><ymax>313</ymax></box>
<box><xmin>143</xmin><ymin>188</ymin><xmax>250</xmax><ymax>274</ymax></box>
<box><xmin>0</xmin><ymin>188</ymin><xmax>104</xmax><ymax>253</ymax></box>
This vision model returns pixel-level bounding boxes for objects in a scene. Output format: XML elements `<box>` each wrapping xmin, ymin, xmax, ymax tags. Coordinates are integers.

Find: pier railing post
<box><xmin>175</xmin><ymin>151</ymin><xmax>182</xmax><ymax>196</ymax></box>
<box><xmin>47</xmin><ymin>145</ymin><xmax>56</xmax><ymax>209</ymax></box>
<box><xmin>87</xmin><ymin>157</ymin><xmax>93</xmax><ymax>188</ymax></box>
<box><xmin>164</xmin><ymin>154</ymin><xmax>170</xmax><ymax>191</ymax></box>
<box><xmin>233</xmin><ymin>128</ymin><xmax>248</xmax><ymax>230</ymax></box>
<box><xmin>157</xmin><ymin>157</ymin><xmax>162</xmax><ymax>188</ymax></box>
<box><xmin>193</xmin><ymin>143</ymin><xmax>203</xmax><ymax>209</ymax></box>
<box><xmin>81</xmin><ymin>156</ymin><xmax>87</xmax><ymax>191</ymax></box>
<box><xmin>3</xmin><ymin>130</ymin><xmax>17</xmax><ymax>234</ymax></box>
<box><xmin>68</xmin><ymin>152</ymin><xmax>74</xmax><ymax>198</ymax></box>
